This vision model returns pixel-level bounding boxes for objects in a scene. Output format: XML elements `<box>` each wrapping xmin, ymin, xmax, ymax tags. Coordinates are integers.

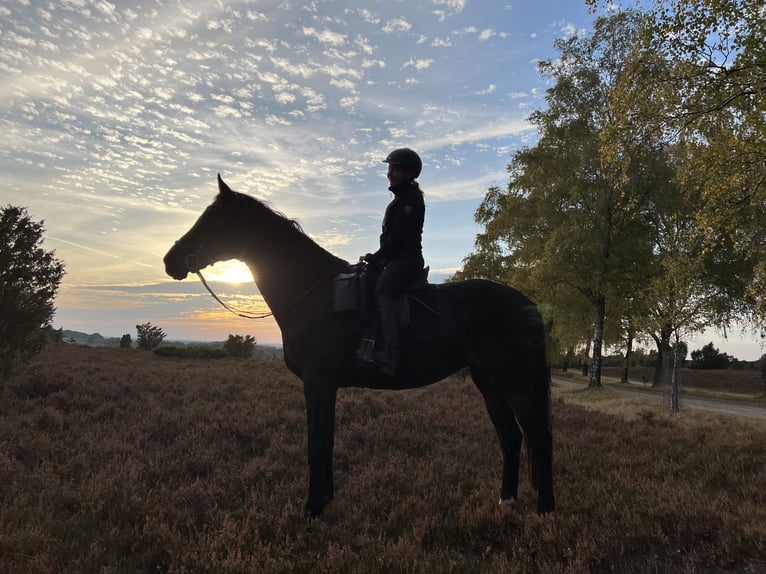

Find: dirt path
<box><xmin>552</xmin><ymin>375</ymin><xmax>766</xmax><ymax>421</ymax></box>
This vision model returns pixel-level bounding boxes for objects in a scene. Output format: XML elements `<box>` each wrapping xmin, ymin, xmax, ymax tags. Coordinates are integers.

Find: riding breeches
<box><xmin>374</xmin><ymin>255</ymin><xmax>424</xmax><ymax>300</ymax></box>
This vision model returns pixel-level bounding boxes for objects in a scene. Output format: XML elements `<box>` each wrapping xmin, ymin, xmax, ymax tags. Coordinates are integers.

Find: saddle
<box><xmin>332</xmin><ymin>263</ymin><xmax>437</xmax><ymax>328</ymax></box>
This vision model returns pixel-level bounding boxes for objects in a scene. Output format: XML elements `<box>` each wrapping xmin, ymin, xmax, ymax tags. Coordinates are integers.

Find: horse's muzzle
<box><xmin>163</xmin><ymin>244</ymin><xmax>191</xmax><ymax>280</ymax></box>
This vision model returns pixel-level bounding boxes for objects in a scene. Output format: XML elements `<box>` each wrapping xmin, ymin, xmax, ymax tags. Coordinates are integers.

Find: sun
<box><xmin>204</xmin><ymin>260</ymin><xmax>254</xmax><ymax>284</ymax></box>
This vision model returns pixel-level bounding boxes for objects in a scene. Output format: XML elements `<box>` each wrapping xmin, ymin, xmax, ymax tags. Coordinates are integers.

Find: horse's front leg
<box><xmin>303</xmin><ymin>380</ymin><xmax>337</xmax><ymax>518</ymax></box>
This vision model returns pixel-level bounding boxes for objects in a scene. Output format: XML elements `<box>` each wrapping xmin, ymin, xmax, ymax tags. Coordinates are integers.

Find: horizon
<box><xmin>59</xmin><ymin>325</ymin><xmax>764</xmax><ymax>363</ymax></box>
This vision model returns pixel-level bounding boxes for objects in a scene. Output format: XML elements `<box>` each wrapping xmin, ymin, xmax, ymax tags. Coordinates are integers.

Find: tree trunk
<box><xmin>620</xmin><ymin>331</ymin><xmax>634</xmax><ymax>384</ymax></box>
<box><xmin>589</xmin><ymin>295</ymin><xmax>605</xmax><ymax>387</ymax></box>
<box><xmin>580</xmin><ymin>339</ymin><xmax>591</xmax><ymax>376</ymax></box>
<box><xmin>651</xmin><ymin>324</ymin><xmax>673</xmax><ymax>387</ymax></box>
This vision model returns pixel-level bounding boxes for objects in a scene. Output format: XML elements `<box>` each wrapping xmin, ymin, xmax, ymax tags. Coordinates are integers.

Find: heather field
<box><xmin>1</xmin><ymin>345</ymin><xmax>765</xmax><ymax>573</ymax></box>
<box><xmin>600</xmin><ymin>366</ymin><xmax>765</xmax><ymax>396</ymax></box>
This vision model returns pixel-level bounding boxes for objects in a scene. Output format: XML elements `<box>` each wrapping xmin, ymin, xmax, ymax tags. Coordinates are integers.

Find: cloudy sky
<box><xmin>1</xmin><ymin>0</ymin><xmax>761</xmax><ymax>359</ymax></box>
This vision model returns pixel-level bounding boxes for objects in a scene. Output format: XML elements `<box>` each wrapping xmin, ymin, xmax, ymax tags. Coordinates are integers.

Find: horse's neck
<box><xmin>241</xmin><ymin>225</ymin><xmax>345</xmax><ymax>321</ymax></box>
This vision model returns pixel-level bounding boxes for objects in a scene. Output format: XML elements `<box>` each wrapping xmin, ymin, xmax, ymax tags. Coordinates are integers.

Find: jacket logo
<box><xmin>404</xmin><ymin>205</ymin><xmax>413</xmax><ymax>214</ymax></box>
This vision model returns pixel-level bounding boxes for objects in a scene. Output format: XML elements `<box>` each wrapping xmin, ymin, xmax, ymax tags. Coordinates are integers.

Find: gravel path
<box><xmin>552</xmin><ymin>376</ymin><xmax>766</xmax><ymax>421</ymax></box>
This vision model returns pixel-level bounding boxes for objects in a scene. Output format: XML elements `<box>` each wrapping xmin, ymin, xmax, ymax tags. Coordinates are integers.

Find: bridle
<box><xmin>178</xmin><ymin>246</ymin><xmax>273</xmax><ymax>319</ymax></box>
<box><xmin>183</xmin><ymin>248</ymin><xmax>330</xmax><ymax>320</ymax></box>
<box><xmin>195</xmin><ymin>269</ymin><xmax>274</xmax><ymax>319</ymax></box>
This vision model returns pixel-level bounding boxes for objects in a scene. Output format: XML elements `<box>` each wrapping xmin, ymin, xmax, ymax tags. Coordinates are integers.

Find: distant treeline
<box><xmin>60</xmin><ymin>329</ymin><xmax>283</xmax><ymax>361</ymax></box>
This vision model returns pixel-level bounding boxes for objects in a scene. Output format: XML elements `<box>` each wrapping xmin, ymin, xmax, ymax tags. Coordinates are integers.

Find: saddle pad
<box><xmin>333</xmin><ymin>271</ymin><xmax>359</xmax><ymax>312</ymax></box>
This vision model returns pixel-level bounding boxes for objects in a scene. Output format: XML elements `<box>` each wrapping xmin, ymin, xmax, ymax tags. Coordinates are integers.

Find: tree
<box><xmin>626</xmin><ymin>144</ymin><xmax>736</xmax><ymax>386</ymax></box>
<box><xmin>0</xmin><ymin>206</ymin><xmax>65</xmax><ymax>378</ymax></box>
<box><xmin>457</xmin><ymin>12</ymin><xmax>655</xmax><ymax>387</ymax></box>
<box><xmin>689</xmin><ymin>342</ymin><xmax>734</xmax><ymax>370</ymax></box>
<box><xmin>588</xmin><ymin>0</ymin><xmax>766</xmax><ymax>329</ymax></box>
<box><xmin>591</xmin><ymin>2</ymin><xmax>762</xmax><ymax>382</ymax></box>
<box><xmin>119</xmin><ymin>334</ymin><xmax>132</xmax><ymax>348</ymax></box>
<box><xmin>224</xmin><ymin>334</ymin><xmax>256</xmax><ymax>358</ymax></box>
<box><xmin>136</xmin><ymin>322</ymin><xmax>166</xmax><ymax>351</ymax></box>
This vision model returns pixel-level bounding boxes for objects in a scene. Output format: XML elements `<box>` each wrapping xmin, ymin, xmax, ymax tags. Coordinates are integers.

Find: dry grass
<box><xmin>601</xmin><ymin>366</ymin><xmax>764</xmax><ymax>396</ymax></box>
<box><xmin>1</xmin><ymin>345</ymin><xmax>765</xmax><ymax>573</ymax></box>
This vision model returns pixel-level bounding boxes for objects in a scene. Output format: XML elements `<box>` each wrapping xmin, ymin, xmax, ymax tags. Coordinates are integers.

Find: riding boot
<box><xmin>369</xmin><ymin>294</ymin><xmax>399</xmax><ymax>376</ymax></box>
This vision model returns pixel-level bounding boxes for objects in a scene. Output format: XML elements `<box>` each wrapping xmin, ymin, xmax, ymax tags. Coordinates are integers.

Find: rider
<box><xmin>361</xmin><ymin>148</ymin><xmax>426</xmax><ymax>375</ymax></box>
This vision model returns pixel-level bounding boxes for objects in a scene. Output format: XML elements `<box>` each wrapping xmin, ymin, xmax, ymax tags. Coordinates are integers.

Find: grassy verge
<box><xmin>1</xmin><ymin>345</ymin><xmax>764</xmax><ymax>573</ymax></box>
<box><xmin>558</xmin><ymin>366</ymin><xmax>765</xmax><ymax>402</ymax></box>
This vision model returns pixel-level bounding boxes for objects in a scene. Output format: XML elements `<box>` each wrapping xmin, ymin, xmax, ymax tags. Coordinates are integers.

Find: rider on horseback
<box><xmin>361</xmin><ymin>148</ymin><xmax>426</xmax><ymax>376</ymax></box>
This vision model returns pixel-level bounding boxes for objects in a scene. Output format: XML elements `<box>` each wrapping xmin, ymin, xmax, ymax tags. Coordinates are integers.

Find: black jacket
<box><xmin>365</xmin><ymin>181</ymin><xmax>425</xmax><ymax>267</ymax></box>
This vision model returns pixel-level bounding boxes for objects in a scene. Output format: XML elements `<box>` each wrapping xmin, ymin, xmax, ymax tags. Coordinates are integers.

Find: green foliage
<box><xmin>690</xmin><ymin>342</ymin><xmax>735</xmax><ymax>370</ymax></box>
<box><xmin>462</xmin><ymin>7</ymin><xmax>761</xmax><ymax>386</ymax></box>
<box><xmin>0</xmin><ymin>205</ymin><xmax>65</xmax><ymax>378</ymax></box>
<box><xmin>458</xmin><ymin>12</ymin><xmax>655</xmax><ymax>386</ymax></box>
<box><xmin>47</xmin><ymin>327</ymin><xmax>64</xmax><ymax>344</ymax></box>
<box><xmin>592</xmin><ymin>0</ymin><xmax>766</xmax><ymax>328</ymax></box>
<box><xmin>153</xmin><ymin>345</ymin><xmax>227</xmax><ymax>359</ymax></box>
<box><xmin>119</xmin><ymin>334</ymin><xmax>132</xmax><ymax>349</ymax></box>
<box><xmin>223</xmin><ymin>334</ymin><xmax>256</xmax><ymax>358</ymax></box>
<box><xmin>601</xmin><ymin>348</ymin><xmax>656</xmax><ymax>368</ymax></box>
<box><xmin>135</xmin><ymin>322</ymin><xmax>166</xmax><ymax>351</ymax></box>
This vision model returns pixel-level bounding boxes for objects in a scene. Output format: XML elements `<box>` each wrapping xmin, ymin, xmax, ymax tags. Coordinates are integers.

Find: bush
<box><xmin>119</xmin><ymin>334</ymin><xmax>132</xmax><ymax>349</ymax></box>
<box><xmin>689</xmin><ymin>342</ymin><xmax>734</xmax><ymax>370</ymax></box>
<box><xmin>0</xmin><ymin>206</ymin><xmax>65</xmax><ymax>378</ymax></box>
<box><xmin>224</xmin><ymin>334</ymin><xmax>256</xmax><ymax>358</ymax></box>
<box><xmin>136</xmin><ymin>322</ymin><xmax>166</xmax><ymax>351</ymax></box>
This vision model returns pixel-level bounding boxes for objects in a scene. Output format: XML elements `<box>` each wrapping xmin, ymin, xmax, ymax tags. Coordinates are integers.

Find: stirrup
<box><xmin>357</xmin><ymin>336</ymin><xmax>375</xmax><ymax>363</ymax></box>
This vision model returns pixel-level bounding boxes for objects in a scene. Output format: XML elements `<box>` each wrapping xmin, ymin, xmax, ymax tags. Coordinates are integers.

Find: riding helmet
<box><xmin>382</xmin><ymin>148</ymin><xmax>422</xmax><ymax>179</ymax></box>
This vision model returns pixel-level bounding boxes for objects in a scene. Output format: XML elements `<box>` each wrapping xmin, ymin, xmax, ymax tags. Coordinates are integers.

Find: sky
<box><xmin>1</xmin><ymin>0</ymin><xmax>763</xmax><ymax>360</ymax></box>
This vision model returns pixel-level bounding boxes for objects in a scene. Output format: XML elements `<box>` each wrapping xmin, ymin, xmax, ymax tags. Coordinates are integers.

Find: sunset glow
<box><xmin>2</xmin><ymin>1</ymin><xmax>762</xmax><ymax>358</ymax></box>
<box><xmin>202</xmin><ymin>261</ymin><xmax>255</xmax><ymax>285</ymax></box>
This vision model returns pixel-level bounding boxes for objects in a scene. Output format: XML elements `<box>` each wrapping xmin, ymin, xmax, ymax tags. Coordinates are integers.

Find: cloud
<box><xmin>0</xmin><ymin>0</ymin><xmax>599</xmax><ymax>341</ymax></box>
<box><xmin>345</xmin><ymin>8</ymin><xmax>380</xmax><ymax>25</ymax></box>
<box><xmin>432</xmin><ymin>0</ymin><xmax>466</xmax><ymax>12</ymax></box>
<box><xmin>302</xmin><ymin>26</ymin><xmax>347</xmax><ymax>46</ymax></box>
<box><xmin>559</xmin><ymin>22</ymin><xmax>585</xmax><ymax>38</ymax></box>
<box><xmin>382</xmin><ymin>17</ymin><xmax>412</xmax><ymax>34</ymax></box>
<box><xmin>476</xmin><ymin>84</ymin><xmax>497</xmax><ymax>95</ymax></box>
<box><xmin>479</xmin><ymin>29</ymin><xmax>496</xmax><ymax>41</ymax></box>
<box><xmin>402</xmin><ymin>58</ymin><xmax>435</xmax><ymax>71</ymax></box>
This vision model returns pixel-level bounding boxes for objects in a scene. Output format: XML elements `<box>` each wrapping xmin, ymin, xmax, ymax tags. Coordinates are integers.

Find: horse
<box><xmin>163</xmin><ymin>174</ymin><xmax>555</xmax><ymax>516</ymax></box>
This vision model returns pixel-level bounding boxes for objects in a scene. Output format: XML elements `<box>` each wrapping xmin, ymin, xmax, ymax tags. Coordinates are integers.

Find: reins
<box><xmin>196</xmin><ymin>270</ymin><xmax>274</xmax><ymax>319</ymax></box>
<box><xmin>195</xmin><ymin>268</ymin><xmax>331</xmax><ymax>320</ymax></box>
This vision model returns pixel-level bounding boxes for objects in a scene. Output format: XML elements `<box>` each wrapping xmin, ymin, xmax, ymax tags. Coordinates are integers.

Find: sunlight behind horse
<box><xmin>203</xmin><ymin>260</ymin><xmax>254</xmax><ymax>284</ymax></box>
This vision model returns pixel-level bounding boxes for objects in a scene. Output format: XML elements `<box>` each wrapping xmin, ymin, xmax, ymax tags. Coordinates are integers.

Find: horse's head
<box><xmin>164</xmin><ymin>174</ymin><xmax>245</xmax><ymax>280</ymax></box>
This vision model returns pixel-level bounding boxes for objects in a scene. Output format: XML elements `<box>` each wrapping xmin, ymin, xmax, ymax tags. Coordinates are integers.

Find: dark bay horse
<box><xmin>164</xmin><ymin>175</ymin><xmax>555</xmax><ymax>516</ymax></box>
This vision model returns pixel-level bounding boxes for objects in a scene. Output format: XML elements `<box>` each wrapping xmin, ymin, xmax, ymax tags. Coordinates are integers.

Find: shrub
<box><xmin>224</xmin><ymin>334</ymin><xmax>256</xmax><ymax>358</ymax></box>
<box><xmin>689</xmin><ymin>342</ymin><xmax>734</xmax><ymax>370</ymax></box>
<box><xmin>136</xmin><ymin>322</ymin><xmax>166</xmax><ymax>351</ymax></box>
<box><xmin>0</xmin><ymin>206</ymin><xmax>65</xmax><ymax>378</ymax></box>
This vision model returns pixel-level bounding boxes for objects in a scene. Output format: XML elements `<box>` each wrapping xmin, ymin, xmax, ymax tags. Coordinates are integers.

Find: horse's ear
<box><xmin>217</xmin><ymin>173</ymin><xmax>233</xmax><ymax>197</ymax></box>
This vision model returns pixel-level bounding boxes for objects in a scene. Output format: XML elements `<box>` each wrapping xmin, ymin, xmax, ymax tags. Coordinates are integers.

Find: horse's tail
<box><xmin>526</xmin><ymin>313</ymin><xmax>552</xmax><ymax>491</ymax></box>
<box><xmin>528</xmin><ymin>361</ymin><xmax>552</xmax><ymax>490</ymax></box>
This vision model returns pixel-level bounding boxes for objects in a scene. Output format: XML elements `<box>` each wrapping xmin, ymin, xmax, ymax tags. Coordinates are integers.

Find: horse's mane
<box><xmin>232</xmin><ymin>190</ymin><xmax>305</xmax><ymax>235</ymax></box>
<box><xmin>230</xmin><ymin>190</ymin><xmax>347</xmax><ymax>267</ymax></box>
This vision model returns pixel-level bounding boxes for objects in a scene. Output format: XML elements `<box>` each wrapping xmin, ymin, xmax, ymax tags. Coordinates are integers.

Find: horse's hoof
<box><xmin>304</xmin><ymin>503</ymin><xmax>325</xmax><ymax>520</ymax></box>
<box><xmin>536</xmin><ymin>500</ymin><xmax>556</xmax><ymax>514</ymax></box>
<box><xmin>499</xmin><ymin>497</ymin><xmax>517</xmax><ymax>506</ymax></box>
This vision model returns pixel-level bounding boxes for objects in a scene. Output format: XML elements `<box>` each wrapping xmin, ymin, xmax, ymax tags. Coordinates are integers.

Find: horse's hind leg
<box><xmin>471</xmin><ymin>367</ymin><xmax>523</xmax><ymax>505</ymax></box>
<box><xmin>501</xmin><ymin>377</ymin><xmax>555</xmax><ymax>514</ymax></box>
